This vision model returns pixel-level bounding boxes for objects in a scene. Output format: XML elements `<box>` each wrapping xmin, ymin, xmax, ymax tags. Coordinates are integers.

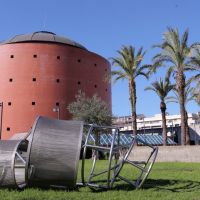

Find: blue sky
<box><xmin>0</xmin><ymin>0</ymin><xmax>199</xmax><ymax>117</ymax></box>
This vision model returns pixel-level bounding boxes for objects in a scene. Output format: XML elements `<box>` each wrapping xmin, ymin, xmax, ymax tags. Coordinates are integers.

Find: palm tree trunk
<box><xmin>176</xmin><ymin>69</ymin><xmax>186</xmax><ymax>145</ymax></box>
<box><xmin>160</xmin><ymin>101</ymin><xmax>167</xmax><ymax>146</ymax></box>
<box><xmin>185</xmin><ymin>109</ymin><xmax>191</xmax><ymax>145</ymax></box>
<box><xmin>129</xmin><ymin>79</ymin><xmax>137</xmax><ymax>140</ymax></box>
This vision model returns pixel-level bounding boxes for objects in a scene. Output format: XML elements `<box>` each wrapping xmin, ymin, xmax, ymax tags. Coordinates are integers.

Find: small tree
<box><xmin>67</xmin><ymin>90</ymin><xmax>112</xmax><ymax>159</ymax></box>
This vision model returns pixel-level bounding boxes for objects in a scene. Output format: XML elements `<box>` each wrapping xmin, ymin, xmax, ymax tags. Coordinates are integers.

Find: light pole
<box><xmin>139</xmin><ymin>118</ymin><xmax>146</xmax><ymax>143</ymax></box>
<box><xmin>194</xmin><ymin>122</ymin><xmax>197</xmax><ymax>145</ymax></box>
<box><xmin>168</xmin><ymin>120</ymin><xmax>174</xmax><ymax>144</ymax></box>
<box><xmin>0</xmin><ymin>102</ymin><xmax>3</xmax><ymax>140</ymax></box>
<box><xmin>53</xmin><ymin>108</ymin><xmax>60</xmax><ymax>119</ymax></box>
<box><xmin>143</xmin><ymin>118</ymin><xmax>146</xmax><ymax>143</ymax></box>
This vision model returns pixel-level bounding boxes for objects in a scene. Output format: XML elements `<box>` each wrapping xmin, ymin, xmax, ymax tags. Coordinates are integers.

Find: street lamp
<box><xmin>53</xmin><ymin>108</ymin><xmax>60</xmax><ymax>119</ymax></box>
<box><xmin>0</xmin><ymin>102</ymin><xmax>3</xmax><ymax>140</ymax></box>
<box><xmin>194</xmin><ymin>121</ymin><xmax>197</xmax><ymax>145</ymax></box>
<box><xmin>139</xmin><ymin>118</ymin><xmax>146</xmax><ymax>143</ymax></box>
<box><xmin>168</xmin><ymin>120</ymin><xmax>174</xmax><ymax>144</ymax></box>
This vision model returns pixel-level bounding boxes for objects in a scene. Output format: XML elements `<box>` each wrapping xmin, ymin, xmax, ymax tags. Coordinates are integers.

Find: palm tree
<box><xmin>191</xmin><ymin>91</ymin><xmax>200</xmax><ymax>123</ymax></box>
<box><xmin>151</xmin><ymin>27</ymin><xmax>200</xmax><ymax>145</ymax></box>
<box><xmin>191</xmin><ymin>91</ymin><xmax>200</xmax><ymax>106</ymax></box>
<box><xmin>144</xmin><ymin>69</ymin><xmax>176</xmax><ymax>145</ymax></box>
<box><xmin>166</xmin><ymin>86</ymin><xmax>195</xmax><ymax>145</ymax></box>
<box><xmin>187</xmin><ymin>48</ymin><xmax>200</xmax><ymax>104</ymax></box>
<box><xmin>103</xmin><ymin>45</ymin><xmax>150</xmax><ymax>138</ymax></box>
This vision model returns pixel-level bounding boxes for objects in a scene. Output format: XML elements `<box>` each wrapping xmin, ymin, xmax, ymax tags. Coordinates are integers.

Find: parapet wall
<box><xmin>120</xmin><ymin>146</ymin><xmax>200</xmax><ymax>163</ymax></box>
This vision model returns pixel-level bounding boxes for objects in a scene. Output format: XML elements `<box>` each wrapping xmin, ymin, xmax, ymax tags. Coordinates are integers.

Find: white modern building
<box><xmin>113</xmin><ymin>112</ymin><xmax>198</xmax><ymax>132</ymax></box>
<box><xmin>113</xmin><ymin>113</ymin><xmax>200</xmax><ymax>145</ymax></box>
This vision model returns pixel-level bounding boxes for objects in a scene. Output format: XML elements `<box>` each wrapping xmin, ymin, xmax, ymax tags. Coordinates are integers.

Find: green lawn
<box><xmin>1</xmin><ymin>160</ymin><xmax>200</xmax><ymax>200</ymax></box>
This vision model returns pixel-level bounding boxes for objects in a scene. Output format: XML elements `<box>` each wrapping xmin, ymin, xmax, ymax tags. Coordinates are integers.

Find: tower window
<box><xmin>9</xmin><ymin>79</ymin><xmax>13</xmax><ymax>82</ymax></box>
<box><xmin>32</xmin><ymin>102</ymin><xmax>35</xmax><ymax>105</ymax></box>
<box><xmin>56</xmin><ymin>102</ymin><xmax>59</xmax><ymax>106</ymax></box>
<box><xmin>8</xmin><ymin>102</ymin><xmax>11</xmax><ymax>106</ymax></box>
<box><xmin>11</xmin><ymin>55</ymin><xmax>14</xmax><ymax>58</ymax></box>
<box><xmin>33</xmin><ymin>78</ymin><xmax>36</xmax><ymax>82</ymax></box>
<box><xmin>78</xmin><ymin>59</ymin><xmax>81</xmax><ymax>62</ymax></box>
<box><xmin>78</xmin><ymin>82</ymin><xmax>81</xmax><ymax>85</ymax></box>
<box><xmin>94</xmin><ymin>64</ymin><xmax>97</xmax><ymax>66</ymax></box>
<box><xmin>105</xmin><ymin>69</ymin><xmax>107</xmax><ymax>71</ymax></box>
<box><xmin>95</xmin><ymin>85</ymin><xmax>97</xmax><ymax>88</ymax></box>
<box><xmin>57</xmin><ymin>79</ymin><xmax>60</xmax><ymax>83</ymax></box>
<box><xmin>33</xmin><ymin>55</ymin><xmax>37</xmax><ymax>58</ymax></box>
<box><xmin>106</xmin><ymin>89</ymin><xmax>107</xmax><ymax>91</ymax></box>
<box><xmin>7</xmin><ymin>127</ymin><xmax>10</xmax><ymax>131</ymax></box>
<box><xmin>57</xmin><ymin>56</ymin><xmax>60</xmax><ymax>60</ymax></box>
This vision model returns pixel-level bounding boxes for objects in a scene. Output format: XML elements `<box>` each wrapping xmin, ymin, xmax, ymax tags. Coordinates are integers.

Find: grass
<box><xmin>1</xmin><ymin>160</ymin><xmax>200</xmax><ymax>200</ymax></box>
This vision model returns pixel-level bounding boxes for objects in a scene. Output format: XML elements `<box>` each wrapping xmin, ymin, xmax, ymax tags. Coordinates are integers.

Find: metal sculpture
<box><xmin>0</xmin><ymin>116</ymin><xmax>158</xmax><ymax>190</ymax></box>
<box><xmin>79</xmin><ymin>124</ymin><xmax>158</xmax><ymax>189</ymax></box>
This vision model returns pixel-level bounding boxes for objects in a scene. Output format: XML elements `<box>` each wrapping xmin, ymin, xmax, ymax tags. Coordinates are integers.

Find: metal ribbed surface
<box><xmin>0</xmin><ymin>140</ymin><xmax>19</xmax><ymax>188</ymax></box>
<box><xmin>27</xmin><ymin>116</ymin><xmax>83</xmax><ymax>189</ymax></box>
<box><xmin>0</xmin><ymin>31</ymin><xmax>87</xmax><ymax>50</ymax></box>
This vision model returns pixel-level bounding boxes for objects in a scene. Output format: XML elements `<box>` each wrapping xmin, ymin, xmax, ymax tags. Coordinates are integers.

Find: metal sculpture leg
<box><xmin>114</xmin><ymin>135</ymin><xmax>158</xmax><ymax>189</ymax></box>
<box><xmin>0</xmin><ymin>140</ymin><xmax>28</xmax><ymax>189</ymax></box>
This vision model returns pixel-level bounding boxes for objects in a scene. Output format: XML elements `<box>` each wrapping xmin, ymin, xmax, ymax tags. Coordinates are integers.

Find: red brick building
<box><xmin>0</xmin><ymin>31</ymin><xmax>111</xmax><ymax>139</ymax></box>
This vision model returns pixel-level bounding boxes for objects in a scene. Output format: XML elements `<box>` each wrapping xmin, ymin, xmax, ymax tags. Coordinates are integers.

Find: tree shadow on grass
<box><xmin>114</xmin><ymin>179</ymin><xmax>200</xmax><ymax>192</ymax></box>
<box><xmin>86</xmin><ymin>178</ymin><xmax>200</xmax><ymax>193</ymax></box>
<box><xmin>6</xmin><ymin>178</ymin><xmax>199</xmax><ymax>194</ymax></box>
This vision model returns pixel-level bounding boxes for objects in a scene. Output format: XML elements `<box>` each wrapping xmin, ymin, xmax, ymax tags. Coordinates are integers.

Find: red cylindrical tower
<box><xmin>0</xmin><ymin>31</ymin><xmax>111</xmax><ymax>139</ymax></box>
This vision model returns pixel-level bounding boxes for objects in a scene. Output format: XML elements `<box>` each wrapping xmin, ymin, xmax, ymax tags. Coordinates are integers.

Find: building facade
<box><xmin>113</xmin><ymin>113</ymin><xmax>200</xmax><ymax>145</ymax></box>
<box><xmin>0</xmin><ymin>31</ymin><xmax>111</xmax><ymax>139</ymax></box>
<box><xmin>113</xmin><ymin>113</ymin><xmax>198</xmax><ymax>135</ymax></box>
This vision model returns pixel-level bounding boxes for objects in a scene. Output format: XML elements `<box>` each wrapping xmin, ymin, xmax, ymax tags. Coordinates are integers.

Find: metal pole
<box><xmin>44</xmin><ymin>11</ymin><xmax>46</xmax><ymax>31</ymax></box>
<box><xmin>143</xmin><ymin>118</ymin><xmax>146</xmax><ymax>143</ymax></box>
<box><xmin>58</xmin><ymin>108</ymin><xmax>60</xmax><ymax>120</ymax></box>
<box><xmin>132</xmin><ymin>116</ymin><xmax>133</xmax><ymax>134</ymax></box>
<box><xmin>117</xmin><ymin>129</ymin><xmax>120</xmax><ymax>159</ymax></box>
<box><xmin>107</xmin><ymin>129</ymin><xmax>108</xmax><ymax>147</ymax></box>
<box><xmin>53</xmin><ymin>108</ymin><xmax>60</xmax><ymax>120</ymax></box>
<box><xmin>172</xmin><ymin>121</ymin><xmax>174</xmax><ymax>145</ymax></box>
<box><xmin>194</xmin><ymin>123</ymin><xmax>197</xmax><ymax>145</ymax></box>
<box><xmin>0</xmin><ymin>102</ymin><xmax>3</xmax><ymax>140</ymax></box>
